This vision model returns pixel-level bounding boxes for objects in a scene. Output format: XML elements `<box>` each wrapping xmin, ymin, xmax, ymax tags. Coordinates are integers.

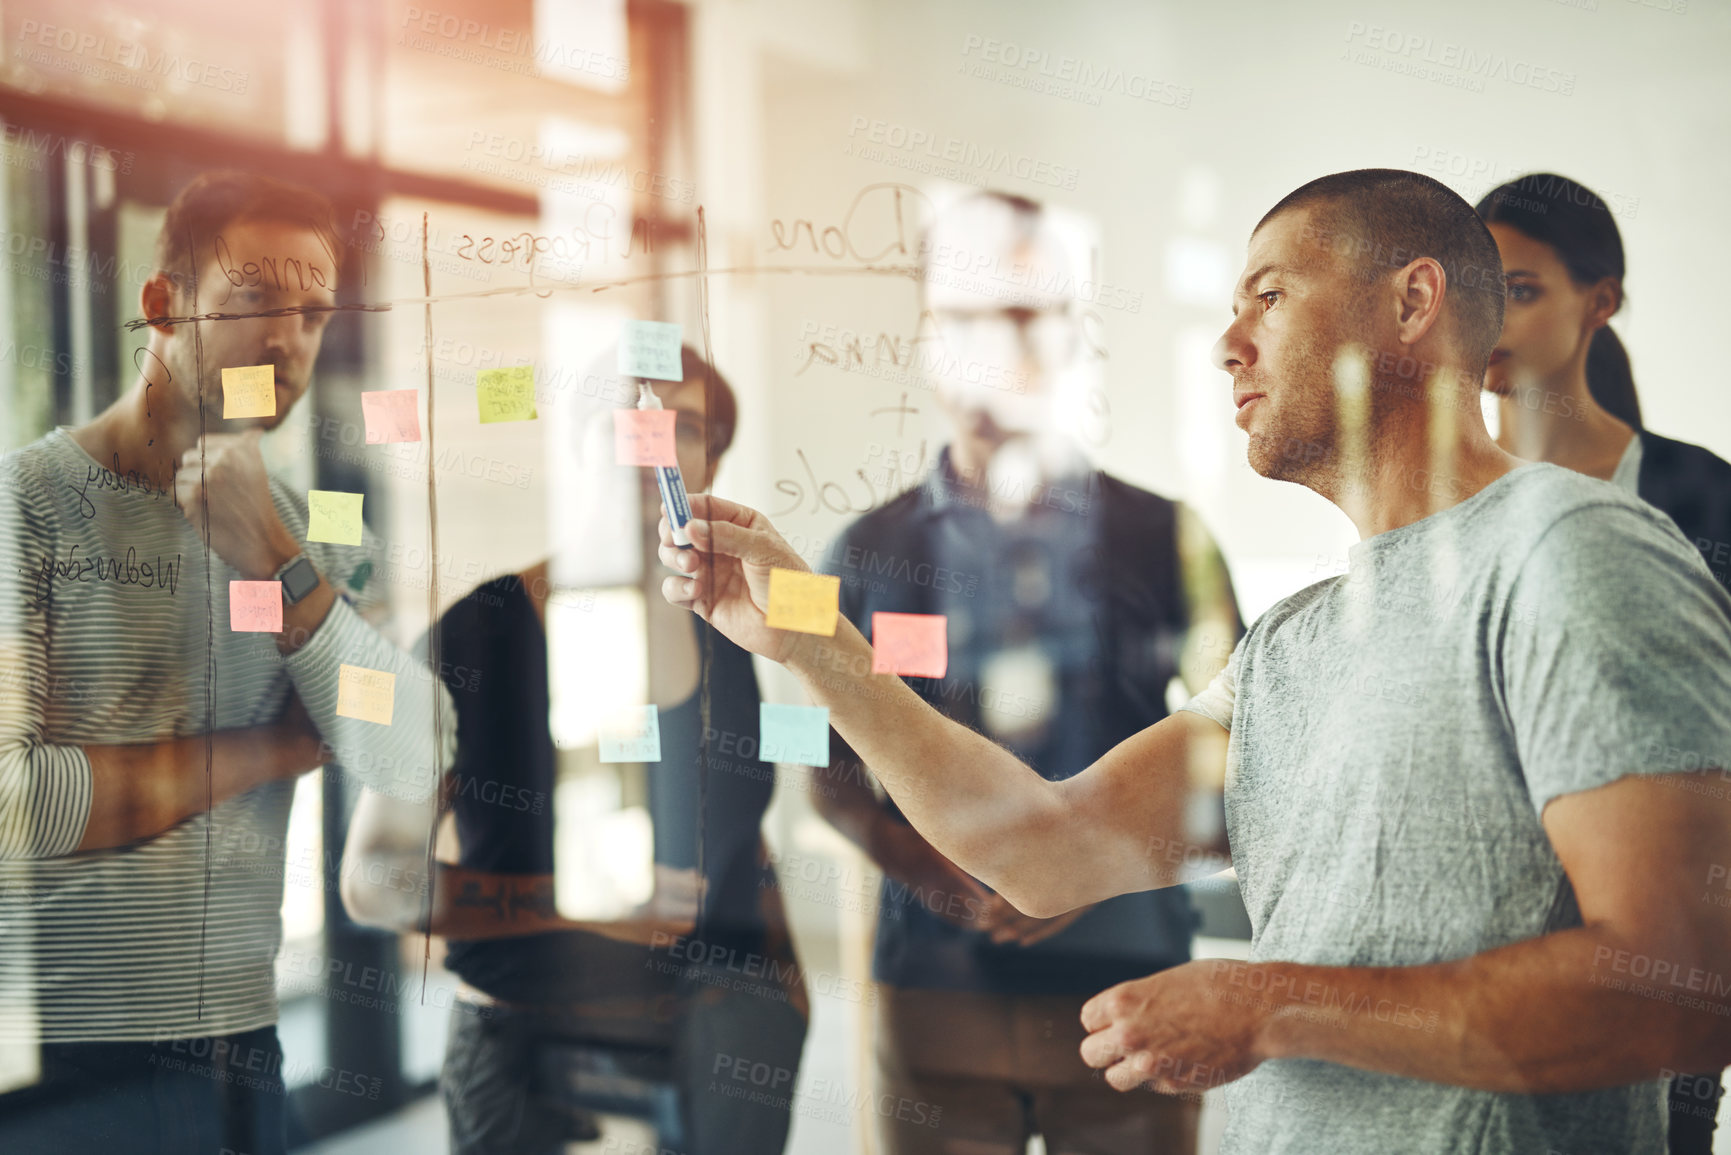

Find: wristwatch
<box><xmin>274</xmin><ymin>554</ymin><xmax>322</xmax><ymax>606</ymax></box>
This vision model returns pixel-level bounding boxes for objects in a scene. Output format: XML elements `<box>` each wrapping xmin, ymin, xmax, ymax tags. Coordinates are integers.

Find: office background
<box><xmin>0</xmin><ymin>0</ymin><xmax>1723</xmax><ymax>1150</ymax></box>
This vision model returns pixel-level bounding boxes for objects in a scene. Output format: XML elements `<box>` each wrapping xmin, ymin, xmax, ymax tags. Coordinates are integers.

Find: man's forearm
<box><xmin>430</xmin><ymin>866</ymin><xmax>573</xmax><ymax>940</ymax></box>
<box><xmin>78</xmin><ymin>725</ymin><xmax>321</xmax><ymax>851</ymax></box>
<box><xmin>1252</xmin><ymin>925</ymin><xmax>1731</xmax><ymax>1093</ymax></box>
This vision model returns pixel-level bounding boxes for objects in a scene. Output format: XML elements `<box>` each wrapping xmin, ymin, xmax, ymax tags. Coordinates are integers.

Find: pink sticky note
<box><xmin>613</xmin><ymin>409</ymin><xmax>678</xmax><ymax>467</ymax></box>
<box><xmin>230</xmin><ymin>580</ymin><xmax>283</xmax><ymax>632</ymax></box>
<box><xmin>361</xmin><ymin>390</ymin><xmax>422</xmax><ymax>444</ymax></box>
<box><xmin>870</xmin><ymin>612</ymin><xmax>948</xmax><ymax>678</ymax></box>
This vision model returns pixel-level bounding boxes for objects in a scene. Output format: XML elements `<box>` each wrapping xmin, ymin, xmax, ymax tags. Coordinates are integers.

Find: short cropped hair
<box><xmin>1256</xmin><ymin>169</ymin><xmax>1505</xmax><ymax>373</ymax></box>
<box><xmin>155</xmin><ymin>170</ymin><xmax>338</xmax><ymax>290</ymax></box>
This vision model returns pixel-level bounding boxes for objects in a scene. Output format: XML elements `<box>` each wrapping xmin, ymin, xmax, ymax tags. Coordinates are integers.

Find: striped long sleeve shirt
<box><xmin>0</xmin><ymin>428</ymin><xmax>453</xmax><ymax>1042</ymax></box>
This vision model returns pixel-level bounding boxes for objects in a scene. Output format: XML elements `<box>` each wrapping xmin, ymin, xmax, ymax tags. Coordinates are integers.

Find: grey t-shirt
<box><xmin>1610</xmin><ymin>432</ymin><xmax>1644</xmax><ymax>495</ymax></box>
<box><xmin>1180</xmin><ymin>461</ymin><xmax>1731</xmax><ymax>1155</ymax></box>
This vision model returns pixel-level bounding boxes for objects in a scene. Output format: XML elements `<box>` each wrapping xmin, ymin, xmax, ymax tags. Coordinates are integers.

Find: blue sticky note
<box><xmin>618</xmin><ymin>320</ymin><xmax>684</xmax><ymax>381</ymax></box>
<box><xmin>599</xmin><ymin>705</ymin><xmax>661</xmax><ymax>763</ymax></box>
<box><xmin>759</xmin><ymin>703</ymin><xmax>830</xmax><ymax>767</ymax></box>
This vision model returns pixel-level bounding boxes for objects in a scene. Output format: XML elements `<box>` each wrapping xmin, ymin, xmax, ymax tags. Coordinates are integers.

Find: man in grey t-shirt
<box><xmin>652</xmin><ymin>169</ymin><xmax>1731</xmax><ymax>1154</ymax></box>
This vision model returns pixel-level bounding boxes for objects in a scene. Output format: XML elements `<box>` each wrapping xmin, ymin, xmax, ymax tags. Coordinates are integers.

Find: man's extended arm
<box><xmin>1080</xmin><ymin>772</ymin><xmax>1731</xmax><ymax>1094</ymax></box>
<box><xmin>658</xmin><ymin>496</ymin><xmax>1224</xmax><ymax>918</ymax></box>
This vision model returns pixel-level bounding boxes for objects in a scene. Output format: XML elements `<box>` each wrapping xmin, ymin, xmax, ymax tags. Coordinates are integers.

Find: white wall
<box><xmin>693</xmin><ymin>0</ymin><xmax>1731</xmax><ymax>620</ymax></box>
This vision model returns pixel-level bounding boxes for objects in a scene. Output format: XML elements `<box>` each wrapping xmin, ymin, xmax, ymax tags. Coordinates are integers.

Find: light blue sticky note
<box><xmin>617</xmin><ymin>320</ymin><xmax>684</xmax><ymax>381</ymax></box>
<box><xmin>599</xmin><ymin>705</ymin><xmax>661</xmax><ymax>762</ymax></box>
<box><xmin>759</xmin><ymin>703</ymin><xmax>830</xmax><ymax>767</ymax></box>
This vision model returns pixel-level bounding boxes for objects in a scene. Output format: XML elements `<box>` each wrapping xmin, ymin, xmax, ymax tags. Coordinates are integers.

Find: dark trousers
<box><xmin>0</xmin><ymin>1025</ymin><xmax>286</xmax><ymax>1155</ymax></box>
<box><xmin>443</xmin><ymin>972</ymin><xmax>809</xmax><ymax>1155</ymax></box>
<box><xmin>1667</xmin><ymin>1070</ymin><xmax>1723</xmax><ymax>1154</ymax></box>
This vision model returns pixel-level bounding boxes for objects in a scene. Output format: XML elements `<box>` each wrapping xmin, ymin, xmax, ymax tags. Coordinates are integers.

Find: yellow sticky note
<box><xmin>336</xmin><ymin>664</ymin><xmax>395</xmax><ymax>725</ymax></box>
<box><xmin>307</xmin><ymin>490</ymin><xmax>364</xmax><ymax>546</ymax></box>
<box><xmin>765</xmin><ymin>568</ymin><xmax>840</xmax><ymax>636</ymax></box>
<box><xmin>222</xmin><ymin>364</ymin><xmax>276</xmax><ymax>419</ymax></box>
<box><xmin>477</xmin><ymin>366</ymin><xmax>538</xmax><ymax>424</ymax></box>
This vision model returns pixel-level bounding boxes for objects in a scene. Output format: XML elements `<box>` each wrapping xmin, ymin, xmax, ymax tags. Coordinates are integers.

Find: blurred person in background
<box><xmin>342</xmin><ymin>347</ymin><xmax>808</xmax><ymax>1155</ymax></box>
<box><xmin>814</xmin><ymin>189</ymin><xmax>1243</xmax><ymax>1155</ymax></box>
<box><xmin>0</xmin><ymin>171</ymin><xmax>451</xmax><ymax>1154</ymax></box>
<box><xmin>1477</xmin><ymin>171</ymin><xmax>1731</xmax><ymax>1152</ymax></box>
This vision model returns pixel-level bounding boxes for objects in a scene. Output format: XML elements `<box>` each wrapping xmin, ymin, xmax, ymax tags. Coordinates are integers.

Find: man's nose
<box><xmin>262</xmin><ymin>313</ymin><xmax>310</xmax><ymax>362</ymax></box>
<box><xmin>1212</xmin><ymin>318</ymin><xmax>1251</xmax><ymax>375</ymax></box>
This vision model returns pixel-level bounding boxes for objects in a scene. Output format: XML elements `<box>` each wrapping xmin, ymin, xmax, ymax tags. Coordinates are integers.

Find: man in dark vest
<box><xmin>816</xmin><ymin>190</ymin><xmax>1243</xmax><ymax>1155</ymax></box>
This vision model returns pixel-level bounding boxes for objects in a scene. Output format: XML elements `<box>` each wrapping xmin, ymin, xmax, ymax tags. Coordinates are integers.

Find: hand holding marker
<box><xmin>637</xmin><ymin>380</ymin><xmax>694</xmax><ymax>550</ymax></box>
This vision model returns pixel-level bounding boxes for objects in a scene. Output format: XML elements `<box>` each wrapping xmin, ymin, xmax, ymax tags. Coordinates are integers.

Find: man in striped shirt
<box><xmin>0</xmin><ymin>171</ymin><xmax>452</xmax><ymax>1153</ymax></box>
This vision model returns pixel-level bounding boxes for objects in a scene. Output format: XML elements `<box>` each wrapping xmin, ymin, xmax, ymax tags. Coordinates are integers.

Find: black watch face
<box><xmin>282</xmin><ymin>558</ymin><xmax>319</xmax><ymax>603</ymax></box>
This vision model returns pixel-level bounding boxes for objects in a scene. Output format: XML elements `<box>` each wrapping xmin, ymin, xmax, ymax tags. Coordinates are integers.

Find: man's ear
<box><xmin>140</xmin><ymin>273</ymin><xmax>179</xmax><ymax>334</ymax></box>
<box><xmin>1394</xmin><ymin>257</ymin><xmax>1447</xmax><ymax>345</ymax></box>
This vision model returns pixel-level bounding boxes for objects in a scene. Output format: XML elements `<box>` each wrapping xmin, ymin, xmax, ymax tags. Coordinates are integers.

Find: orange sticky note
<box><xmin>336</xmin><ymin>664</ymin><xmax>395</xmax><ymax>725</ymax></box>
<box><xmin>613</xmin><ymin>409</ymin><xmax>678</xmax><ymax>467</ymax></box>
<box><xmin>229</xmin><ymin>581</ymin><xmax>282</xmax><ymax>632</ymax></box>
<box><xmin>222</xmin><ymin>365</ymin><xmax>276</xmax><ymax>419</ymax></box>
<box><xmin>765</xmin><ymin>568</ymin><xmax>840</xmax><ymax>636</ymax></box>
<box><xmin>361</xmin><ymin>390</ymin><xmax>421</xmax><ymax>443</ymax></box>
<box><xmin>871</xmin><ymin>612</ymin><xmax>948</xmax><ymax>678</ymax></box>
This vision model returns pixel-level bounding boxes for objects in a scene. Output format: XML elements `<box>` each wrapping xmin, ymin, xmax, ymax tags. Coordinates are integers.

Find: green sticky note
<box><xmin>618</xmin><ymin>320</ymin><xmax>684</xmax><ymax>382</ymax></box>
<box><xmin>307</xmin><ymin>489</ymin><xmax>364</xmax><ymax>546</ymax></box>
<box><xmin>759</xmin><ymin>703</ymin><xmax>830</xmax><ymax>767</ymax></box>
<box><xmin>476</xmin><ymin>366</ymin><xmax>538</xmax><ymax>424</ymax></box>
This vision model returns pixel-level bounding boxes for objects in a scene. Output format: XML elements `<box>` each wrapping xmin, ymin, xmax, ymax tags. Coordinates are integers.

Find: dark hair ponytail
<box><xmin>1475</xmin><ymin>173</ymin><xmax>1641</xmax><ymax>429</ymax></box>
<box><xmin>1585</xmin><ymin>327</ymin><xmax>1642</xmax><ymax>429</ymax></box>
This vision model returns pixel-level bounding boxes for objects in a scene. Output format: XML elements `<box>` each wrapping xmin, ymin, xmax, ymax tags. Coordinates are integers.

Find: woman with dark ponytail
<box><xmin>1477</xmin><ymin>174</ymin><xmax>1729</xmax><ymax>1154</ymax></box>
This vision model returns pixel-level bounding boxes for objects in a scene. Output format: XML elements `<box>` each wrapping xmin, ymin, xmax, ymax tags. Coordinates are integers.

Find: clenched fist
<box><xmin>174</xmin><ymin>429</ymin><xmax>299</xmax><ymax>580</ymax></box>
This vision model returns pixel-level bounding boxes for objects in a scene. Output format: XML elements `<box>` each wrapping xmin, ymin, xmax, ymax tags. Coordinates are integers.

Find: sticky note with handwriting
<box><xmin>306</xmin><ymin>490</ymin><xmax>364</xmax><ymax>546</ymax></box>
<box><xmin>765</xmin><ymin>568</ymin><xmax>840</xmax><ymax>636</ymax></box>
<box><xmin>618</xmin><ymin>320</ymin><xmax>683</xmax><ymax>381</ymax></box>
<box><xmin>229</xmin><ymin>581</ymin><xmax>282</xmax><ymax>632</ymax></box>
<box><xmin>759</xmin><ymin>703</ymin><xmax>830</xmax><ymax>767</ymax></box>
<box><xmin>476</xmin><ymin>366</ymin><xmax>538</xmax><ymax>424</ymax></box>
<box><xmin>871</xmin><ymin>612</ymin><xmax>948</xmax><ymax>678</ymax></box>
<box><xmin>336</xmin><ymin>664</ymin><xmax>395</xmax><ymax>725</ymax></box>
<box><xmin>599</xmin><ymin>704</ymin><xmax>661</xmax><ymax>762</ymax></box>
<box><xmin>222</xmin><ymin>365</ymin><xmax>275</xmax><ymax>419</ymax></box>
<box><xmin>361</xmin><ymin>389</ymin><xmax>422</xmax><ymax>443</ymax></box>
<box><xmin>613</xmin><ymin>408</ymin><xmax>678</xmax><ymax>467</ymax></box>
